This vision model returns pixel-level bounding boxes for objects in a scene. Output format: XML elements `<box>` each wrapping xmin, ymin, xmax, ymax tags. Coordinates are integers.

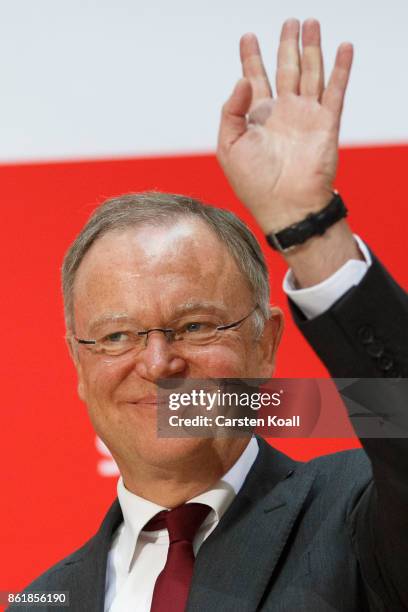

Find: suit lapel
<box><xmin>187</xmin><ymin>438</ymin><xmax>317</xmax><ymax>612</ymax></box>
<box><xmin>49</xmin><ymin>500</ymin><xmax>123</xmax><ymax>612</ymax></box>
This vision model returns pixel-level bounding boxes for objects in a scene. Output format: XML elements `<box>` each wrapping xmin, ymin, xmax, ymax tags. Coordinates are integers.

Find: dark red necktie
<box><xmin>144</xmin><ymin>503</ymin><xmax>211</xmax><ymax>612</ymax></box>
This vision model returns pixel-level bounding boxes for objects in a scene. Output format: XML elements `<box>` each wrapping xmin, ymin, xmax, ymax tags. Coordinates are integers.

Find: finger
<box><xmin>217</xmin><ymin>78</ymin><xmax>252</xmax><ymax>153</ymax></box>
<box><xmin>240</xmin><ymin>33</ymin><xmax>273</xmax><ymax>108</ymax></box>
<box><xmin>300</xmin><ymin>19</ymin><xmax>324</xmax><ymax>98</ymax></box>
<box><xmin>276</xmin><ymin>18</ymin><xmax>301</xmax><ymax>95</ymax></box>
<box><xmin>322</xmin><ymin>43</ymin><xmax>353</xmax><ymax>121</ymax></box>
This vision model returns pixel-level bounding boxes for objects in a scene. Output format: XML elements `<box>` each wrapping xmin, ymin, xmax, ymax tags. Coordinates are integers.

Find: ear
<box><xmin>65</xmin><ymin>332</ymin><xmax>86</xmax><ymax>402</ymax></box>
<box><xmin>257</xmin><ymin>307</ymin><xmax>284</xmax><ymax>376</ymax></box>
<box><xmin>65</xmin><ymin>331</ymin><xmax>78</xmax><ymax>364</ymax></box>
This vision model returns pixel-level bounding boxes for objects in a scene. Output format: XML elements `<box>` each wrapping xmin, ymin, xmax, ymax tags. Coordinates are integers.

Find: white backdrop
<box><xmin>0</xmin><ymin>0</ymin><xmax>406</xmax><ymax>162</ymax></box>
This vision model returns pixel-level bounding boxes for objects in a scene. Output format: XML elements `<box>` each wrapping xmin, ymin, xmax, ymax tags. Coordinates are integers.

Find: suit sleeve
<box><xmin>288</xmin><ymin>252</ymin><xmax>408</xmax><ymax>610</ymax></box>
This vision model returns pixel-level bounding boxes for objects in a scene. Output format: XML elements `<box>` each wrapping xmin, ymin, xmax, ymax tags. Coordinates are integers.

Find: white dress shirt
<box><xmin>105</xmin><ymin>437</ymin><xmax>259</xmax><ymax>611</ymax></box>
<box><xmin>283</xmin><ymin>235</ymin><xmax>371</xmax><ymax>319</ymax></box>
<box><xmin>104</xmin><ymin>236</ymin><xmax>372</xmax><ymax>611</ymax></box>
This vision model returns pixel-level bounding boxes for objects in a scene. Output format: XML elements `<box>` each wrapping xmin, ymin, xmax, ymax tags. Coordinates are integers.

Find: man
<box><xmin>10</xmin><ymin>18</ymin><xmax>408</xmax><ymax>612</ymax></box>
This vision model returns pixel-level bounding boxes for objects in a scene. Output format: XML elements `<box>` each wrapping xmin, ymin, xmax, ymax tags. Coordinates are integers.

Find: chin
<box><xmin>104</xmin><ymin>423</ymin><xmax>214</xmax><ymax>471</ymax></box>
<box><xmin>137</xmin><ymin>435</ymin><xmax>213</xmax><ymax>467</ymax></box>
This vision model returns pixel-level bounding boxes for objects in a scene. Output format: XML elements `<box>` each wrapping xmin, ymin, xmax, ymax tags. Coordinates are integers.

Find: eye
<box><xmin>103</xmin><ymin>331</ymin><xmax>129</xmax><ymax>343</ymax></box>
<box><xmin>185</xmin><ymin>322</ymin><xmax>203</xmax><ymax>333</ymax></box>
<box><xmin>180</xmin><ymin>320</ymin><xmax>216</xmax><ymax>335</ymax></box>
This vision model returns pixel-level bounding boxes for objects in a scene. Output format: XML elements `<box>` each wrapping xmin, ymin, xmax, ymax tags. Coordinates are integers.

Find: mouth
<box><xmin>127</xmin><ymin>395</ymin><xmax>167</xmax><ymax>407</ymax></box>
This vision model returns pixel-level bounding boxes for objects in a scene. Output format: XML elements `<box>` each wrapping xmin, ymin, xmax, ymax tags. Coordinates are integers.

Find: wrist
<box><xmin>266</xmin><ymin>192</ymin><xmax>347</xmax><ymax>254</ymax></box>
<box><xmin>283</xmin><ymin>220</ymin><xmax>364</xmax><ymax>288</ymax></box>
<box><xmin>258</xmin><ymin>188</ymin><xmax>334</xmax><ymax>235</ymax></box>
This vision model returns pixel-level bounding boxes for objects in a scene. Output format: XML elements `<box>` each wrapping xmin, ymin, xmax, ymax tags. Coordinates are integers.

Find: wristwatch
<box><xmin>266</xmin><ymin>192</ymin><xmax>348</xmax><ymax>253</ymax></box>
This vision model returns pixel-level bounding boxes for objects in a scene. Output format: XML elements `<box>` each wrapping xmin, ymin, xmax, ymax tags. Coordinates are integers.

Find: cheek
<box><xmin>79</xmin><ymin>358</ymin><xmax>128</xmax><ymax>405</ymax></box>
<box><xmin>190</xmin><ymin>342</ymin><xmax>258</xmax><ymax>378</ymax></box>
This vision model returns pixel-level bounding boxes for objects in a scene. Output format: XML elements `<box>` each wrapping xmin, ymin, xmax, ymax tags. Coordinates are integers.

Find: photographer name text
<box><xmin>168</xmin><ymin>415</ymin><xmax>300</xmax><ymax>428</ymax></box>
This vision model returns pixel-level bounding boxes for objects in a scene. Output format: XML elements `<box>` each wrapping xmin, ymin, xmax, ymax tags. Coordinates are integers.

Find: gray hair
<box><xmin>61</xmin><ymin>191</ymin><xmax>271</xmax><ymax>334</ymax></box>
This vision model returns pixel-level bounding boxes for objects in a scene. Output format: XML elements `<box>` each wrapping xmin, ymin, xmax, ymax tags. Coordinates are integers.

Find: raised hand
<box><xmin>217</xmin><ymin>19</ymin><xmax>353</xmax><ymax>236</ymax></box>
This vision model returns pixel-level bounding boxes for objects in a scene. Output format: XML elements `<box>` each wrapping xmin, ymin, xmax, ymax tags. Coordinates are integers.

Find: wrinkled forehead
<box><xmin>72</xmin><ymin>219</ymin><xmax>253</xmax><ymax>325</ymax></box>
<box><xmin>76</xmin><ymin>218</ymin><xmax>238</xmax><ymax>280</ymax></box>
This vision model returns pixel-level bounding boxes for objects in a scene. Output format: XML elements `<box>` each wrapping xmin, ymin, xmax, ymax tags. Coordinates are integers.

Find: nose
<box><xmin>134</xmin><ymin>329</ymin><xmax>187</xmax><ymax>381</ymax></box>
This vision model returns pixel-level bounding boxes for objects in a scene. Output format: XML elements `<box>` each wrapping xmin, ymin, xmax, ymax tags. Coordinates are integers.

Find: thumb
<box><xmin>217</xmin><ymin>78</ymin><xmax>252</xmax><ymax>156</ymax></box>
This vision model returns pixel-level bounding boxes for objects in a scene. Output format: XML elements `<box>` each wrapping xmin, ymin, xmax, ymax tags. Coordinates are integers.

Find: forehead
<box><xmin>73</xmin><ymin>218</ymin><xmax>252</xmax><ymax>327</ymax></box>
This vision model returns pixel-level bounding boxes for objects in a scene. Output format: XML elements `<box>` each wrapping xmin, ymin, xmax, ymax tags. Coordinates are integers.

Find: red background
<box><xmin>1</xmin><ymin>144</ymin><xmax>407</xmax><ymax>593</ymax></box>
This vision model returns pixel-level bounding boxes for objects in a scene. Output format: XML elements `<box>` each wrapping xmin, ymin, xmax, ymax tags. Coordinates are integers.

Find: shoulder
<box><xmin>257</xmin><ymin>435</ymin><xmax>371</xmax><ymax>483</ymax></box>
<box><xmin>6</xmin><ymin>539</ymin><xmax>95</xmax><ymax>611</ymax></box>
<box><xmin>256</xmin><ymin>437</ymin><xmax>372</xmax><ymax>510</ymax></box>
<box><xmin>8</xmin><ymin>499</ymin><xmax>123</xmax><ymax>610</ymax></box>
<box><xmin>306</xmin><ymin>447</ymin><xmax>371</xmax><ymax>475</ymax></box>
<box><xmin>298</xmin><ymin>448</ymin><xmax>373</xmax><ymax>516</ymax></box>
<box><xmin>298</xmin><ymin>447</ymin><xmax>372</xmax><ymax>492</ymax></box>
<box><xmin>20</xmin><ymin>537</ymin><xmax>96</xmax><ymax>591</ymax></box>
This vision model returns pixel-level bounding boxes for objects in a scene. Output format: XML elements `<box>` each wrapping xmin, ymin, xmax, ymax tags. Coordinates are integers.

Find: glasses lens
<box><xmin>90</xmin><ymin>312</ymin><xmax>246</xmax><ymax>355</ymax></box>
<box><xmin>174</xmin><ymin>319</ymin><xmax>219</xmax><ymax>345</ymax></box>
<box><xmin>97</xmin><ymin>331</ymin><xmax>142</xmax><ymax>356</ymax></box>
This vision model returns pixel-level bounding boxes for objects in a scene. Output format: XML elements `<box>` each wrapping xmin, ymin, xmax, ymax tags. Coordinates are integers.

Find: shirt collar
<box><xmin>117</xmin><ymin>437</ymin><xmax>259</xmax><ymax>571</ymax></box>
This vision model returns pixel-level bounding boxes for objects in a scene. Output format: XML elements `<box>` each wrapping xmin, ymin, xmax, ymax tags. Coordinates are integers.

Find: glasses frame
<box><xmin>74</xmin><ymin>305</ymin><xmax>260</xmax><ymax>355</ymax></box>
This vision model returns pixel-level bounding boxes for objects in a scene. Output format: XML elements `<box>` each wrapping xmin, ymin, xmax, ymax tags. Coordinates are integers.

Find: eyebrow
<box><xmin>87</xmin><ymin>302</ymin><xmax>228</xmax><ymax>334</ymax></box>
<box><xmin>171</xmin><ymin>301</ymin><xmax>228</xmax><ymax>317</ymax></box>
<box><xmin>88</xmin><ymin>313</ymin><xmax>133</xmax><ymax>335</ymax></box>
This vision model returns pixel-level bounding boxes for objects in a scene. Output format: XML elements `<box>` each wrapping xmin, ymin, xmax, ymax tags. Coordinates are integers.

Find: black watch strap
<box><xmin>266</xmin><ymin>193</ymin><xmax>348</xmax><ymax>253</ymax></box>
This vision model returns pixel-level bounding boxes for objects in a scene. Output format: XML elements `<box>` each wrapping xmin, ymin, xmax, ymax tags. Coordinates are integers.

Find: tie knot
<box><xmin>144</xmin><ymin>503</ymin><xmax>211</xmax><ymax>543</ymax></box>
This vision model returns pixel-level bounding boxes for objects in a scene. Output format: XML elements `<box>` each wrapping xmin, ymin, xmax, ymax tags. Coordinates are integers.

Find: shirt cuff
<box><xmin>283</xmin><ymin>235</ymin><xmax>372</xmax><ymax>320</ymax></box>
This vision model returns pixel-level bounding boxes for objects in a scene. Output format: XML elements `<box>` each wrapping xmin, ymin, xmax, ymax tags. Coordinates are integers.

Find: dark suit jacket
<box><xmin>10</xmin><ymin>254</ymin><xmax>408</xmax><ymax>612</ymax></box>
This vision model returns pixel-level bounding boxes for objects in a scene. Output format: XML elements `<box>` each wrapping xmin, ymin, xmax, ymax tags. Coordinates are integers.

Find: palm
<box><xmin>229</xmin><ymin>95</ymin><xmax>338</xmax><ymax>215</ymax></box>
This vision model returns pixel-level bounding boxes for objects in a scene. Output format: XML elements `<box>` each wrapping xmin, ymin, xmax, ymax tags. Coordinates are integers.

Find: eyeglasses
<box><xmin>74</xmin><ymin>306</ymin><xmax>260</xmax><ymax>357</ymax></box>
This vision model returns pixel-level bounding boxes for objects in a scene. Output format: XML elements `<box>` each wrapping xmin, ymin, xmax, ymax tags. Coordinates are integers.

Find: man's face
<box><xmin>70</xmin><ymin>219</ymin><xmax>282</xmax><ymax>476</ymax></box>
